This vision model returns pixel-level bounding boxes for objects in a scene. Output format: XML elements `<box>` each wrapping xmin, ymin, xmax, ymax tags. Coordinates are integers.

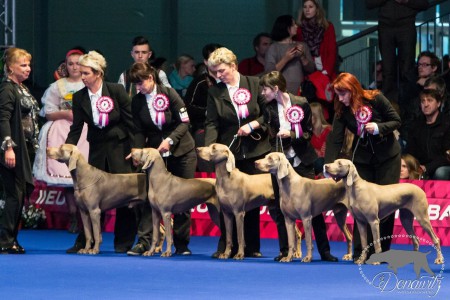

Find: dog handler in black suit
<box><xmin>260</xmin><ymin>71</ymin><xmax>338</xmax><ymax>262</ymax></box>
<box><xmin>324</xmin><ymin>72</ymin><xmax>401</xmax><ymax>261</ymax></box>
<box><xmin>127</xmin><ymin>62</ymin><xmax>196</xmax><ymax>255</ymax></box>
<box><xmin>65</xmin><ymin>51</ymin><xmax>137</xmax><ymax>253</ymax></box>
<box><xmin>205</xmin><ymin>47</ymin><xmax>272</xmax><ymax>258</ymax></box>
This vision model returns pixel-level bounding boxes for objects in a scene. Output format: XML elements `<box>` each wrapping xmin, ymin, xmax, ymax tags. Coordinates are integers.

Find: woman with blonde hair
<box><xmin>0</xmin><ymin>47</ymin><xmax>38</xmax><ymax>254</ymax></box>
<box><xmin>324</xmin><ymin>72</ymin><xmax>401</xmax><ymax>262</ymax></box>
<box><xmin>206</xmin><ymin>47</ymin><xmax>271</xmax><ymax>258</ymax></box>
<box><xmin>168</xmin><ymin>54</ymin><xmax>196</xmax><ymax>97</ymax></box>
<box><xmin>310</xmin><ymin>102</ymin><xmax>331</xmax><ymax>176</ymax></box>
<box><xmin>65</xmin><ymin>50</ymin><xmax>137</xmax><ymax>254</ymax></box>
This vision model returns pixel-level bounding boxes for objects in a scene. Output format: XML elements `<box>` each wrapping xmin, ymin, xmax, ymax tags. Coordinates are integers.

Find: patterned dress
<box><xmin>33</xmin><ymin>78</ymin><xmax>88</xmax><ymax>186</ymax></box>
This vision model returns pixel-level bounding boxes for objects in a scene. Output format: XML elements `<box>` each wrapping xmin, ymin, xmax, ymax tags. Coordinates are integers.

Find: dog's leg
<box><xmin>301</xmin><ymin>216</ymin><xmax>313</xmax><ymax>263</ymax></box>
<box><xmin>294</xmin><ymin>225</ymin><xmax>302</xmax><ymax>259</ymax></box>
<box><xmin>399</xmin><ymin>209</ymin><xmax>420</xmax><ymax>251</ymax></box>
<box><xmin>78</xmin><ymin>209</ymin><xmax>93</xmax><ymax>254</ymax></box>
<box><xmin>219</xmin><ymin>212</ymin><xmax>234</xmax><ymax>259</ymax></box>
<box><xmin>88</xmin><ymin>207</ymin><xmax>102</xmax><ymax>255</ymax></box>
<box><xmin>144</xmin><ymin>209</ymin><xmax>161</xmax><ymax>256</ymax></box>
<box><xmin>368</xmin><ymin>217</ymin><xmax>382</xmax><ymax>260</ymax></box>
<box><xmin>155</xmin><ymin>222</ymin><xmax>165</xmax><ymax>253</ymax></box>
<box><xmin>354</xmin><ymin>218</ymin><xmax>369</xmax><ymax>264</ymax></box>
<box><xmin>161</xmin><ymin>212</ymin><xmax>173</xmax><ymax>257</ymax></box>
<box><xmin>415</xmin><ymin>215</ymin><xmax>444</xmax><ymax>264</ymax></box>
<box><xmin>234</xmin><ymin>211</ymin><xmax>245</xmax><ymax>260</ymax></box>
<box><xmin>334</xmin><ymin>208</ymin><xmax>353</xmax><ymax>261</ymax></box>
<box><xmin>280</xmin><ymin>217</ymin><xmax>297</xmax><ymax>262</ymax></box>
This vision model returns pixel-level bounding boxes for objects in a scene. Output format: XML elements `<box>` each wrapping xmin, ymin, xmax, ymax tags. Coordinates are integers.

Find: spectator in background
<box><xmin>310</xmin><ymin>102</ymin><xmax>331</xmax><ymax>177</ymax></box>
<box><xmin>184</xmin><ymin>43</ymin><xmax>223</xmax><ymax>173</ymax></box>
<box><xmin>168</xmin><ymin>54</ymin><xmax>196</xmax><ymax>98</ymax></box>
<box><xmin>118</xmin><ymin>36</ymin><xmax>171</xmax><ymax>97</ymax></box>
<box><xmin>424</xmin><ymin>76</ymin><xmax>450</xmax><ymax>117</ymax></box>
<box><xmin>405</xmin><ymin>89</ymin><xmax>450</xmax><ymax>180</ymax></box>
<box><xmin>33</xmin><ymin>48</ymin><xmax>88</xmax><ymax>234</ymax></box>
<box><xmin>400</xmin><ymin>153</ymin><xmax>422</xmax><ymax>179</ymax></box>
<box><xmin>296</xmin><ymin>0</ymin><xmax>337</xmax><ymax>81</ymax></box>
<box><xmin>366</xmin><ymin>0</ymin><xmax>428</xmax><ymax>104</ymax></box>
<box><xmin>238</xmin><ymin>32</ymin><xmax>271</xmax><ymax>76</ymax></box>
<box><xmin>265</xmin><ymin>14</ymin><xmax>315</xmax><ymax>94</ymax></box>
<box><xmin>368</xmin><ymin>61</ymin><xmax>383</xmax><ymax>90</ymax></box>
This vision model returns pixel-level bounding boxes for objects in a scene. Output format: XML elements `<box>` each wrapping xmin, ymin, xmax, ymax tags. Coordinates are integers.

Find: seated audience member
<box><xmin>400</xmin><ymin>51</ymin><xmax>441</xmax><ymax>144</ymax></box>
<box><xmin>405</xmin><ymin>89</ymin><xmax>450</xmax><ymax>180</ymax></box>
<box><xmin>368</xmin><ymin>61</ymin><xmax>383</xmax><ymax>90</ymax></box>
<box><xmin>238</xmin><ymin>32</ymin><xmax>271</xmax><ymax>76</ymax></box>
<box><xmin>400</xmin><ymin>154</ymin><xmax>422</xmax><ymax>180</ymax></box>
<box><xmin>118</xmin><ymin>36</ymin><xmax>171</xmax><ymax>96</ymax></box>
<box><xmin>424</xmin><ymin>76</ymin><xmax>450</xmax><ymax>117</ymax></box>
<box><xmin>184</xmin><ymin>43</ymin><xmax>223</xmax><ymax>173</ymax></box>
<box><xmin>310</xmin><ymin>102</ymin><xmax>331</xmax><ymax>177</ymax></box>
<box><xmin>168</xmin><ymin>54</ymin><xmax>196</xmax><ymax>98</ymax></box>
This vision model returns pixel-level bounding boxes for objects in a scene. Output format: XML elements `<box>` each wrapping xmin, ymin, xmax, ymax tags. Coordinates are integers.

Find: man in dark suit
<box><xmin>65</xmin><ymin>51</ymin><xmax>137</xmax><ymax>253</ymax></box>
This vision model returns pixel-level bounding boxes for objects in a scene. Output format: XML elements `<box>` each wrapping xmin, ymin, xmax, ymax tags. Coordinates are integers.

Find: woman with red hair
<box><xmin>324</xmin><ymin>72</ymin><xmax>401</xmax><ymax>262</ymax></box>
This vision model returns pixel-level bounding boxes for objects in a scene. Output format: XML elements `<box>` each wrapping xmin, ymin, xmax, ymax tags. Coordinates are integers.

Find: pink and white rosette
<box><xmin>355</xmin><ymin>105</ymin><xmax>372</xmax><ymax>136</ymax></box>
<box><xmin>96</xmin><ymin>96</ymin><xmax>114</xmax><ymax>127</ymax></box>
<box><xmin>233</xmin><ymin>88</ymin><xmax>251</xmax><ymax>119</ymax></box>
<box><xmin>152</xmin><ymin>94</ymin><xmax>170</xmax><ymax>126</ymax></box>
<box><xmin>286</xmin><ymin>106</ymin><xmax>304</xmax><ymax>138</ymax></box>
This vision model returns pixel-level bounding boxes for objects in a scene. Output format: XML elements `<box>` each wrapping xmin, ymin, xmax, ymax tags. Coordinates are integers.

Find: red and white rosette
<box><xmin>152</xmin><ymin>93</ymin><xmax>170</xmax><ymax>126</ymax></box>
<box><xmin>233</xmin><ymin>88</ymin><xmax>251</xmax><ymax>119</ymax></box>
<box><xmin>286</xmin><ymin>106</ymin><xmax>304</xmax><ymax>138</ymax></box>
<box><xmin>96</xmin><ymin>96</ymin><xmax>114</xmax><ymax>127</ymax></box>
<box><xmin>355</xmin><ymin>105</ymin><xmax>372</xmax><ymax>136</ymax></box>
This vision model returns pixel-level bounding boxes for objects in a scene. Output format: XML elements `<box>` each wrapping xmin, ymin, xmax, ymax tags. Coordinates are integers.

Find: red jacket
<box><xmin>296</xmin><ymin>22</ymin><xmax>337</xmax><ymax>80</ymax></box>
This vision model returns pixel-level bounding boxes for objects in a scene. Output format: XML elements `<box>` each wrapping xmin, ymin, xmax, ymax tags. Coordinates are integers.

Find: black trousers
<box><xmin>352</xmin><ymin>152</ymin><xmax>401</xmax><ymax>258</ymax></box>
<box><xmin>215</xmin><ymin>154</ymin><xmax>267</xmax><ymax>255</ymax></box>
<box><xmin>269</xmin><ymin>162</ymin><xmax>331</xmax><ymax>256</ymax></box>
<box><xmin>0</xmin><ymin>166</ymin><xmax>25</xmax><ymax>248</ymax></box>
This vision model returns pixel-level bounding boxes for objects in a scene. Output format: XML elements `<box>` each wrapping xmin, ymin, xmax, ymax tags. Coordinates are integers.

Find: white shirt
<box><xmin>145</xmin><ymin>86</ymin><xmax>171</xmax><ymax>157</ymax></box>
<box><xmin>88</xmin><ymin>86</ymin><xmax>103</xmax><ymax>128</ymax></box>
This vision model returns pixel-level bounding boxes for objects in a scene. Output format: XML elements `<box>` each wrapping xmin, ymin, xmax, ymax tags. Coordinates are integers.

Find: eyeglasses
<box><xmin>417</xmin><ymin>63</ymin><xmax>432</xmax><ymax>68</ymax></box>
<box><xmin>132</xmin><ymin>51</ymin><xmax>150</xmax><ymax>55</ymax></box>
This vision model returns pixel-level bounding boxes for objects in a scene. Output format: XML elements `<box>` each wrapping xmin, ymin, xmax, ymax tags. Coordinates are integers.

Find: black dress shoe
<box><xmin>321</xmin><ymin>252</ymin><xmax>338</xmax><ymax>262</ymax></box>
<box><xmin>274</xmin><ymin>252</ymin><xmax>288</xmax><ymax>262</ymax></box>
<box><xmin>13</xmin><ymin>242</ymin><xmax>25</xmax><ymax>254</ymax></box>
<box><xmin>1</xmin><ymin>246</ymin><xmax>25</xmax><ymax>254</ymax></box>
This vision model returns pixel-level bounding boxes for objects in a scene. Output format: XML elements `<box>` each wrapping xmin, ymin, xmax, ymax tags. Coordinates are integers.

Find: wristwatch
<box><xmin>165</xmin><ymin>137</ymin><xmax>174</xmax><ymax>145</ymax></box>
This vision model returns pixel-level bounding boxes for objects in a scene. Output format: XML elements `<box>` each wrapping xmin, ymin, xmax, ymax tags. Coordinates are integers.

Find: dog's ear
<box><xmin>277</xmin><ymin>154</ymin><xmax>289</xmax><ymax>179</ymax></box>
<box><xmin>346</xmin><ymin>161</ymin><xmax>356</xmax><ymax>187</ymax></box>
<box><xmin>225</xmin><ymin>149</ymin><xmax>235</xmax><ymax>173</ymax></box>
<box><xmin>141</xmin><ymin>151</ymin><xmax>154</xmax><ymax>170</ymax></box>
<box><xmin>68</xmin><ymin>149</ymin><xmax>79</xmax><ymax>172</ymax></box>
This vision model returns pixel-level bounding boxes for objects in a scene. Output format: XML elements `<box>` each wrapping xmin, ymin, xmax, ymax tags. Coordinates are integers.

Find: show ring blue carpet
<box><xmin>1</xmin><ymin>230</ymin><xmax>449</xmax><ymax>299</ymax></box>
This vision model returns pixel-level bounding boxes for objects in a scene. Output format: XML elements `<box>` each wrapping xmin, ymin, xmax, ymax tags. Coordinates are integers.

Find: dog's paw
<box><xmin>219</xmin><ymin>253</ymin><xmax>230</xmax><ymax>259</ymax></box>
<box><xmin>301</xmin><ymin>256</ymin><xmax>312</xmax><ymax>263</ymax></box>
<box><xmin>78</xmin><ymin>249</ymin><xmax>89</xmax><ymax>254</ymax></box>
<box><xmin>280</xmin><ymin>256</ymin><xmax>293</xmax><ymax>263</ymax></box>
<box><xmin>88</xmin><ymin>249</ymin><xmax>99</xmax><ymax>255</ymax></box>
<box><xmin>161</xmin><ymin>251</ymin><xmax>172</xmax><ymax>257</ymax></box>
<box><xmin>233</xmin><ymin>253</ymin><xmax>244</xmax><ymax>260</ymax></box>
<box><xmin>342</xmin><ymin>254</ymin><xmax>353</xmax><ymax>261</ymax></box>
<box><xmin>354</xmin><ymin>259</ymin><xmax>365</xmax><ymax>265</ymax></box>
<box><xmin>143</xmin><ymin>250</ymin><xmax>154</xmax><ymax>256</ymax></box>
<box><xmin>435</xmin><ymin>257</ymin><xmax>444</xmax><ymax>265</ymax></box>
<box><xmin>293</xmin><ymin>251</ymin><xmax>302</xmax><ymax>259</ymax></box>
<box><xmin>154</xmin><ymin>246</ymin><xmax>163</xmax><ymax>253</ymax></box>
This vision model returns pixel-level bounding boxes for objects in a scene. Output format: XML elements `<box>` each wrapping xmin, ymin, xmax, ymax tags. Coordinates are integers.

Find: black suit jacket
<box><xmin>131</xmin><ymin>84</ymin><xmax>195</xmax><ymax>157</ymax></box>
<box><xmin>325</xmin><ymin>93</ymin><xmax>401</xmax><ymax>165</ymax></box>
<box><xmin>265</xmin><ymin>94</ymin><xmax>317</xmax><ymax>166</ymax></box>
<box><xmin>205</xmin><ymin>74</ymin><xmax>271</xmax><ymax>160</ymax></box>
<box><xmin>66</xmin><ymin>81</ymin><xmax>134</xmax><ymax>173</ymax></box>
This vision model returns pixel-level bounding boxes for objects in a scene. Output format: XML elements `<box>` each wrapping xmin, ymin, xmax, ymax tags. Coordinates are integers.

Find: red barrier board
<box><xmin>29</xmin><ymin>178</ymin><xmax>450</xmax><ymax>246</ymax></box>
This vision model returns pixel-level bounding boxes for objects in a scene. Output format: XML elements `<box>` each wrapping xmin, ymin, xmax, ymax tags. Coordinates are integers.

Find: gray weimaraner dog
<box><xmin>255</xmin><ymin>152</ymin><xmax>352</xmax><ymax>263</ymax></box>
<box><xmin>131</xmin><ymin>148</ymin><xmax>221</xmax><ymax>257</ymax></box>
<box><xmin>323</xmin><ymin>158</ymin><xmax>443</xmax><ymax>265</ymax></box>
<box><xmin>197</xmin><ymin>143</ymin><xmax>302</xmax><ymax>260</ymax></box>
<box><xmin>47</xmin><ymin>144</ymin><xmax>147</xmax><ymax>254</ymax></box>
